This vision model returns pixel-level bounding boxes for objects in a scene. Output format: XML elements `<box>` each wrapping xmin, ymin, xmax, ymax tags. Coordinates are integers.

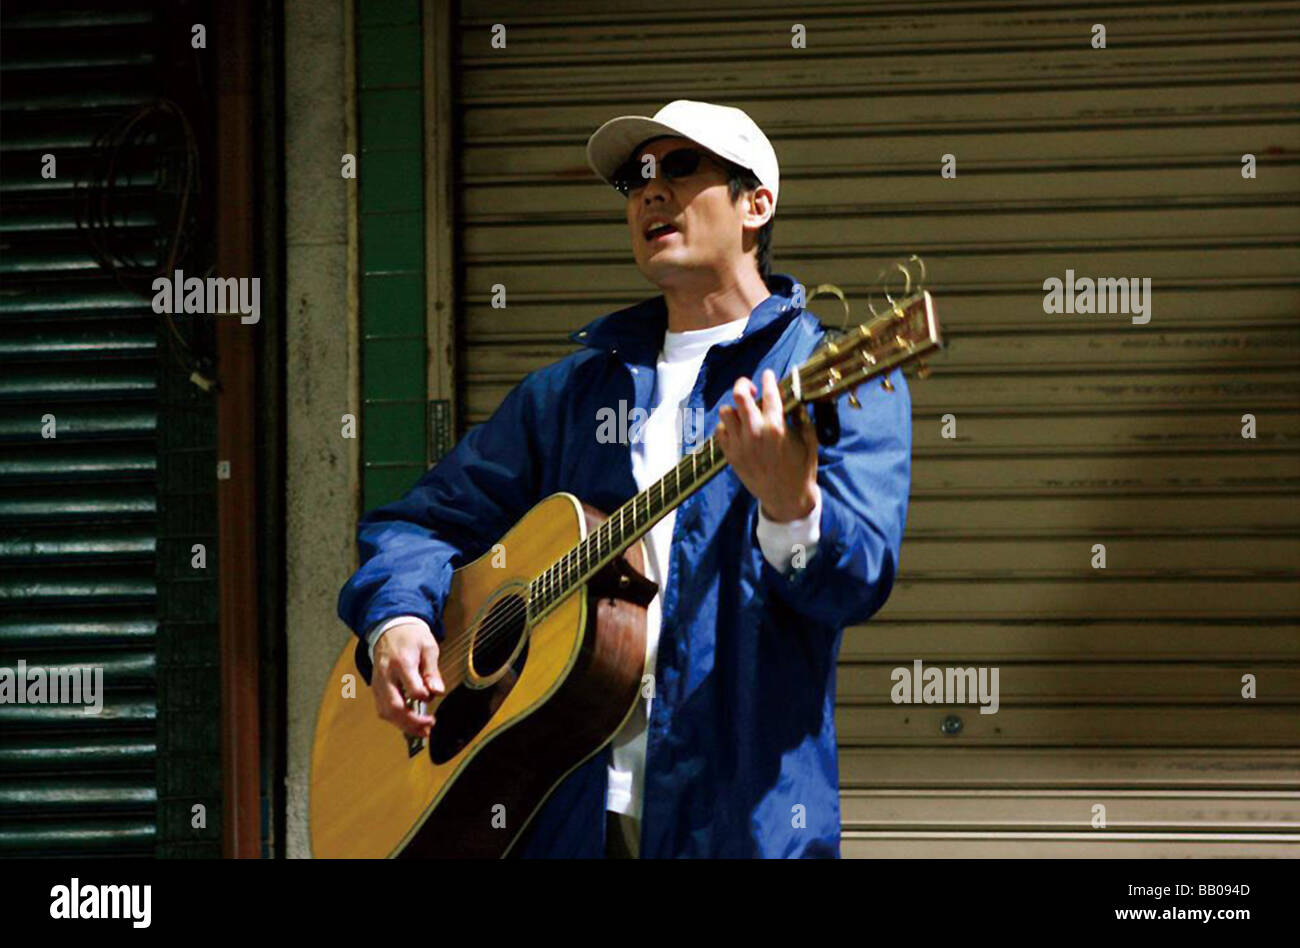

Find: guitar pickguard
<box><xmin>426</xmin><ymin>639</ymin><xmax>528</xmax><ymax>764</ymax></box>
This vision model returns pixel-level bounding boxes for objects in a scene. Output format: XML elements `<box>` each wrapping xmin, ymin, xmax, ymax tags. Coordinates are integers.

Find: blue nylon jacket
<box><xmin>337</xmin><ymin>273</ymin><xmax>912</xmax><ymax>858</ymax></box>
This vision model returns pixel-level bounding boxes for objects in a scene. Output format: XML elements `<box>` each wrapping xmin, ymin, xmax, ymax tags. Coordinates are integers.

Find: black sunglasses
<box><xmin>611</xmin><ymin>147</ymin><xmax>716</xmax><ymax>196</ymax></box>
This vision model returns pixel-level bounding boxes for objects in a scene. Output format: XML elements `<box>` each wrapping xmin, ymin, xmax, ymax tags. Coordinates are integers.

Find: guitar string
<box><xmin>410</xmin><ymin>359</ymin><xmax>867</xmax><ymax>698</ymax></box>
<box><xmin>422</xmin><ymin>370</ymin><xmax>800</xmax><ymax>687</ymax></box>
<box><xmin>413</xmin><ymin>360</ymin><xmax>850</xmax><ymax>697</ymax></box>
<box><xmin>405</xmin><ymin>339</ymin><xmax>892</xmax><ymax>698</ymax></box>
<box><xmin>425</xmin><ymin>399</ymin><xmax>796</xmax><ymax>689</ymax></box>
<box><xmin>392</xmin><ymin>309</ymin><xmax>926</xmax><ymax>723</ymax></box>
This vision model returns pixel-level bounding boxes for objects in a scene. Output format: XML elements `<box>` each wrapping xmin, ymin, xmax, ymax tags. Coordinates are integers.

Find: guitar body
<box><xmin>310</xmin><ymin>492</ymin><xmax>652</xmax><ymax>858</ymax></box>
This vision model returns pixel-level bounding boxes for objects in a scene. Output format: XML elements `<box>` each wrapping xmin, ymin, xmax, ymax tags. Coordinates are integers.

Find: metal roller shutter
<box><xmin>0</xmin><ymin>1</ymin><xmax>221</xmax><ymax>857</ymax></box>
<box><xmin>452</xmin><ymin>1</ymin><xmax>1300</xmax><ymax>855</ymax></box>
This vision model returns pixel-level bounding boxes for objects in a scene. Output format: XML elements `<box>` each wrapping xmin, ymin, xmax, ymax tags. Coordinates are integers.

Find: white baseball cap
<box><xmin>586</xmin><ymin>99</ymin><xmax>779</xmax><ymax>208</ymax></box>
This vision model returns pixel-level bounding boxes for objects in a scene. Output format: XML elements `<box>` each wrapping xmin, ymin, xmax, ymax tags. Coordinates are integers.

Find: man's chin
<box><xmin>637</xmin><ymin>253</ymin><xmax>698</xmax><ymax>287</ymax></box>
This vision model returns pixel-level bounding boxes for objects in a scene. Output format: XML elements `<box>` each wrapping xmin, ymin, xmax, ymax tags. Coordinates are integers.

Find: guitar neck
<box><xmin>526</xmin><ymin>374</ymin><xmax>809</xmax><ymax>624</ymax></box>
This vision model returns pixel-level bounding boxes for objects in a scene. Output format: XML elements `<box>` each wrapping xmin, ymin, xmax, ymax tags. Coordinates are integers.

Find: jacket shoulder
<box><xmin>505</xmin><ymin>345</ymin><xmax>611</xmax><ymax>407</ymax></box>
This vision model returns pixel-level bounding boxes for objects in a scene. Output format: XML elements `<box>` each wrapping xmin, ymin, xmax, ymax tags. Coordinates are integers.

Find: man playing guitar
<box><xmin>337</xmin><ymin>100</ymin><xmax>913</xmax><ymax>858</ymax></box>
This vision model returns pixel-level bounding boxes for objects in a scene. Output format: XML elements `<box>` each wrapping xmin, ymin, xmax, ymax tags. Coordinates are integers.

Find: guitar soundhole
<box><xmin>428</xmin><ymin>632</ymin><xmax>528</xmax><ymax>765</ymax></box>
<box><xmin>470</xmin><ymin>592</ymin><xmax>528</xmax><ymax>679</ymax></box>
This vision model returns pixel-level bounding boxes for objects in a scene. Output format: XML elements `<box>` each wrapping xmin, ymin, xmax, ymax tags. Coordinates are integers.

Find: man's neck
<box><xmin>660</xmin><ymin>266</ymin><xmax>772</xmax><ymax>334</ymax></box>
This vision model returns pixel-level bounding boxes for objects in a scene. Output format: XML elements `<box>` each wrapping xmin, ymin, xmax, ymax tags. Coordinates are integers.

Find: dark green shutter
<box><xmin>0</xmin><ymin>2</ymin><xmax>221</xmax><ymax>857</ymax></box>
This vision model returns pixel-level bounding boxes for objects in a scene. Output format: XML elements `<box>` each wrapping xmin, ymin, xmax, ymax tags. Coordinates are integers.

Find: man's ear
<box><xmin>744</xmin><ymin>186</ymin><xmax>775</xmax><ymax>231</ymax></box>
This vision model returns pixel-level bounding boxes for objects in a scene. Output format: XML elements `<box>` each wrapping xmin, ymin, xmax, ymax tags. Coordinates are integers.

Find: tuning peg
<box><xmin>881</xmin><ymin>377</ymin><xmax>894</xmax><ymax>392</ymax></box>
<box><xmin>848</xmin><ymin>389</ymin><xmax>861</xmax><ymax>409</ymax></box>
<box><xmin>916</xmin><ymin>361</ymin><xmax>931</xmax><ymax>380</ymax></box>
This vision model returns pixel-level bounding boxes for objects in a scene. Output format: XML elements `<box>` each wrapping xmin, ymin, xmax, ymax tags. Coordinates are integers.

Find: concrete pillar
<box><xmin>282</xmin><ymin>0</ymin><xmax>359</xmax><ymax>859</ymax></box>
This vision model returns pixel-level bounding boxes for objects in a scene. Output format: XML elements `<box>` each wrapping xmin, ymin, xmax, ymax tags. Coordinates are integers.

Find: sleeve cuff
<box><xmin>365</xmin><ymin>615</ymin><xmax>431</xmax><ymax>664</ymax></box>
<box><xmin>755</xmin><ymin>483</ymin><xmax>822</xmax><ymax>574</ymax></box>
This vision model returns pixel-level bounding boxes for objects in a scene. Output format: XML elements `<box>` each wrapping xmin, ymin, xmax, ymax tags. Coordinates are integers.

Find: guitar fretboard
<box><xmin>526</xmin><ymin>432</ymin><xmax>730</xmax><ymax>622</ymax></box>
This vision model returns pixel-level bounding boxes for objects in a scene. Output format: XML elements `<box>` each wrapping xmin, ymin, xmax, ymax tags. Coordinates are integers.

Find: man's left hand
<box><xmin>716</xmin><ymin>368</ymin><xmax>819</xmax><ymax>523</ymax></box>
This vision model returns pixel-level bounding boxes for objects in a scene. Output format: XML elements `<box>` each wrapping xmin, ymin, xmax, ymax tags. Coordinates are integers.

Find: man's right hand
<box><xmin>372</xmin><ymin>620</ymin><xmax>446</xmax><ymax>738</ymax></box>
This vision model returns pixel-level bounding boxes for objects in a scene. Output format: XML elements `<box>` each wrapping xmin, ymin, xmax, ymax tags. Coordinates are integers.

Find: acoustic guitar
<box><xmin>310</xmin><ymin>288</ymin><xmax>942</xmax><ymax>858</ymax></box>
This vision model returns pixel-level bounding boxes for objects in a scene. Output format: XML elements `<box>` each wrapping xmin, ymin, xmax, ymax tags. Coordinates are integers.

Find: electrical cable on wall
<box><xmin>75</xmin><ymin>97</ymin><xmax>218</xmax><ymax>392</ymax></box>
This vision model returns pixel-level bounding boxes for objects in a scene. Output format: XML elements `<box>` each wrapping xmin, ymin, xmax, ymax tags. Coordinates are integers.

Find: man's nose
<box><xmin>641</xmin><ymin>174</ymin><xmax>670</xmax><ymax>203</ymax></box>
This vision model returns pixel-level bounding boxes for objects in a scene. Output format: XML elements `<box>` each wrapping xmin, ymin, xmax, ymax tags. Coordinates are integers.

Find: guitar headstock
<box><xmin>787</xmin><ymin>290</ymin><xmax>943</xmax><ymax>408</ymax></box>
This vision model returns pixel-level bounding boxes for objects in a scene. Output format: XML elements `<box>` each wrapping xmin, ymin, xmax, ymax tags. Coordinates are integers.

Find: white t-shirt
<box><xmin>605</xmin><ymin>316</ymin><xmax>821</xmax><ymax>821</ymax></box>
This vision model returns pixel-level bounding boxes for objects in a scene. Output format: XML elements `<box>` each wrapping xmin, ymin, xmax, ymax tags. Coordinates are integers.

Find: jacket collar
<box><xmin>570</xmin><ymin>273</ymin><xmax>804</xmax><ymax>365</ymax></box>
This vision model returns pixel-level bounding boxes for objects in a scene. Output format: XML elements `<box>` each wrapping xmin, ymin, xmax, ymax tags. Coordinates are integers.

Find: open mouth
<box><xmin>644</xmin><ymin>221</ymin><xmax>678</xmax><ymax>242</ymax></box>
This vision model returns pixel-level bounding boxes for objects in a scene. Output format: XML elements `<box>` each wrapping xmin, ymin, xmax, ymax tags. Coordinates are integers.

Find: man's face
<box><xmin>621</xmin><ymin>136</ymin><xmax>769</xmax><ymax>286</ymax></box>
